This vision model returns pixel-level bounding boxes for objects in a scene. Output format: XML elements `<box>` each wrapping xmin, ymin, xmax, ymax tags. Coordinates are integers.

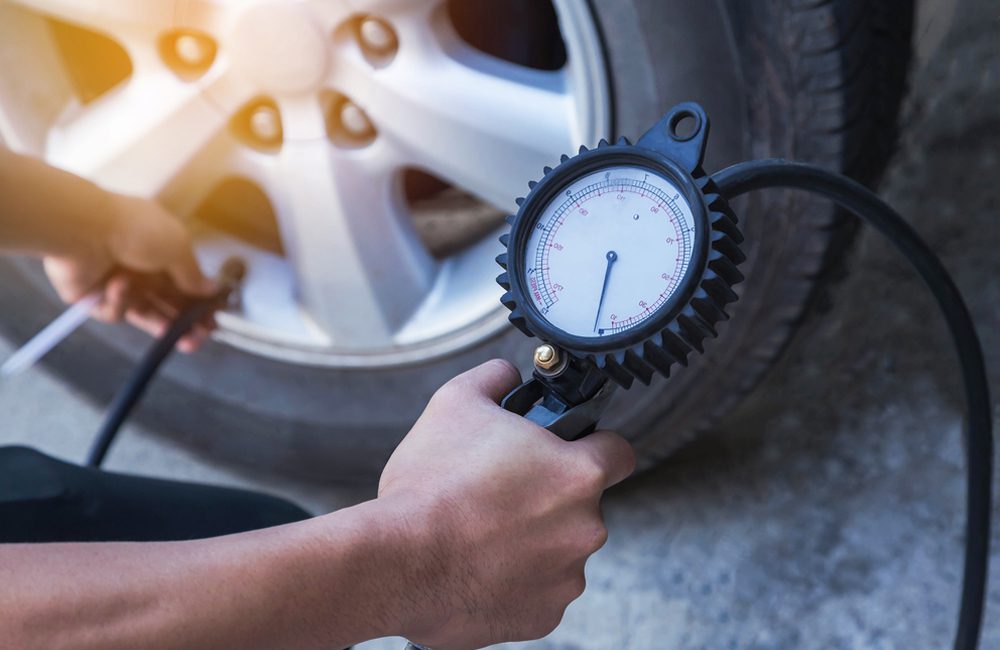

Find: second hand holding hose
<box><xmin>85</xmin><ymin>257</ymin><xmax>246</xmax><ymax>468</ymax></box>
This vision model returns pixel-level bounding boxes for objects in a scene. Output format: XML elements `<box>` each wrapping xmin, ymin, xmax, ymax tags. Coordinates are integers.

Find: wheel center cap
<box><xmin>229</xmin><ymin>4</ymin><xmax>328</xmax><ymax>94</ymax></box>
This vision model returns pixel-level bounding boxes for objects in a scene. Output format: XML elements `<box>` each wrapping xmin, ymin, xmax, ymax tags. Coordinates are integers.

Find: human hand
<box><xmin>379</xmin><ymin>360</ymin><xmax>635</xmax><ymax>649</ymax></box>
<box><xmin>43</xmin><ymin>192</ymin><xmax>216</xmax><ymax>352</ymax></box>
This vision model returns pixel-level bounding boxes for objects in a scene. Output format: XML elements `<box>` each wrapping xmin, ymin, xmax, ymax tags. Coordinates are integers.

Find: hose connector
<box><xmin>215</xmin><ymin>256</ymin><xmax>247</xmax><ymax>310</ymax></box>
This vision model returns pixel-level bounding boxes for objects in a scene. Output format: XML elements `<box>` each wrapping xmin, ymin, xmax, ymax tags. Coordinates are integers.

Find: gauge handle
<box><xmin>501</xmin><ymin>376</ymin><xmax>617</xmax><ymax>441</ymax></box>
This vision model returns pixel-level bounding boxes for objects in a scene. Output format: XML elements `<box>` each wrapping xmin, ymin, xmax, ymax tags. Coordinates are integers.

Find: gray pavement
<box><xmin>2</xmin><ymin>1</ymin><xmax>998</xmax><ymax>648</ymax></box>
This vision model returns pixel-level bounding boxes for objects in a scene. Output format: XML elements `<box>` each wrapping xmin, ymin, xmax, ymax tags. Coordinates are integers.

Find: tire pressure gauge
<box><xmin>405</xmin><ymin>101</ymin><xmax>990</xmax><ymax>650</ymax></box>
<box><xmin>497</xmin><ymin>103</ymin><xmax>745</xmax><ymax>439</ymax></box>
<box><xmin>410</xmin><ymin>102</ymin><xmax>991</xmax><ymax>650</ymax></box>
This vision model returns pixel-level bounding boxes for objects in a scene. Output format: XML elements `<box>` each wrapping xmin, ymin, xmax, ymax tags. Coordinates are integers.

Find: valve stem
<box><xmin>534</xmin><ymin>344</ymin><xmax>562</xmax><ymax>371</ymax></box>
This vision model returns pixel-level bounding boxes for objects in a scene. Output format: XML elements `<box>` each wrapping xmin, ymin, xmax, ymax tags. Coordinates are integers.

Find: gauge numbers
<box><xmin>523</xmin><ymin>165</ymin><xmax>697</xmax><ymax>338</ymax></box>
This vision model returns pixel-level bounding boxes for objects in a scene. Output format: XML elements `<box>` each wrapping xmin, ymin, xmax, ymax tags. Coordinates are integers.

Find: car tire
<box><xmin>0</xmin><ymin>0</ymin><xmax>913</xmax><ymax>481</ymax></box>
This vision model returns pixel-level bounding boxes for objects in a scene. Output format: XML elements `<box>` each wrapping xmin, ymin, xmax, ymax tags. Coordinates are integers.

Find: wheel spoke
<box><xmin>265</xmin><ymin>96</ymin><xmax>437</xmax><ymax>347</ymax></box>
<box><xmin>303</xmin><ymin>0</ymin><xmax>437</xmax><ymax>48</ymax></box>
<box><xmin>157</xmin><ymin>134</ymin><xmax>250</xmax><ymax>217</ymax></box>
<box><xmin>174</xmin><ymin>0</ymin><xmax>236</xmax><ymax>35</ymax></box>
<box><xmin>45</xmin><ymin>69</ymin><xmax>246</xmax><ymax>200</ymax></box>
<box><xmin>359</xmin><ymin>37</ymin><xmax>578</xmax><ymax>210</ymax></box>
<box><xmin>343</xmin><ymin>0</ymin><xmax>437</xmax><ymax>16</ymax></box>
<box><xmin>300</xmin><ymin>0</ymin><xmax>360</xmax><ymax>33</ymax></box>
<box><xmin>7</xmin><ymin>0</ymin><xmax>176</xmax><ymax>34</ymax></box>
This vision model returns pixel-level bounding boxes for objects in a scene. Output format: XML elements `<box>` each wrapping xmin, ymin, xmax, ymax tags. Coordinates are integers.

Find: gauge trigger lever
<box><xmin>501</xmin><ymin>365</ymin><xmax>617</xmax><ymax>441</ymax></box>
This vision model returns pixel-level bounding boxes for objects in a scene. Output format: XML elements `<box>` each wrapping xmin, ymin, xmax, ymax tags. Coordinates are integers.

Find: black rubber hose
<box><xmin>86</xmin><ymin>259</ymin><xmax>246</xmax><ymax>468</ymax></box>
<box><xmin>85</xmin><ymin>298</ymin><xmax>217</xmax><ymax>468</ymax></box>
<box><xmin>713</xmin><ymin>160</ymin><xmax>992</xmax><ymax>650</ymax></box>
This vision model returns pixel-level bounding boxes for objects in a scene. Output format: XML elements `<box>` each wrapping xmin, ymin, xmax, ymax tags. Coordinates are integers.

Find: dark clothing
<box><xmin>0</xmin><ymin>445</ymin><xmax>310</xmax><ymax>543</ymax></box>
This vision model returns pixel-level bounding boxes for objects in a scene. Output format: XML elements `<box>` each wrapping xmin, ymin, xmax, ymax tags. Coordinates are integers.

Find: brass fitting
<box><xmin>534</xmin><ymin>344</ymin><xmax>561</xmax><ymax>371</ymax></box>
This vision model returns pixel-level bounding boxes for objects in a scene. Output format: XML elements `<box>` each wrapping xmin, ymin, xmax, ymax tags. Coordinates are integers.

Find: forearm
<box><xmin>0</xmin><ymin>147</ymin><xmax>113</xmax><ymax>256</ymax></box>
<box><xmin>0</xmin><ymin>498</ymin><xmax>429</xmax><ymax>650</ymax></box>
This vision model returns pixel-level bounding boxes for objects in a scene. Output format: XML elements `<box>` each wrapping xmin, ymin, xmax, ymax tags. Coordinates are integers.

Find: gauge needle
<box><xmin>593</xmin><ymin>250</ymin><xmax>618</xmax><ymax>332</ymax></box>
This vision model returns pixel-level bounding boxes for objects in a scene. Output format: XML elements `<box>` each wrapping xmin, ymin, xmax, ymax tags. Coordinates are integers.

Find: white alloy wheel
<box><xmin>0</xmin><ymin>0</ymin><xmax>610</xmax><ymax>367</ymax></box>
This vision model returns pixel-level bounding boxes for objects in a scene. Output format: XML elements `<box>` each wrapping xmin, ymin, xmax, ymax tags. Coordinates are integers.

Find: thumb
<box><xmin>444</xmin><ymin>359</ymin><xmax>522</xmax><ymax>405</ymax></box>
<box><xmin>107</xmin><ymin>194</ymin><xmax>217</xmax><ymax>297</ymax></box>
<box><xmin>572</xmin><ymin>430</ymin><xmax>636</xmax><ymax>489</ymax></box>
<box><xmin>167</xmin><ymin>245</ymin><xmax>216</xmax><ymax>297</ymax></box>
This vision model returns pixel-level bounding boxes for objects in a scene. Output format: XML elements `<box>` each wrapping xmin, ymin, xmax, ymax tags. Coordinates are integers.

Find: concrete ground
<box><xmin>1</xmin><ymin>0</ymin><xmax>998</xmax><ymax>647</ymax></box>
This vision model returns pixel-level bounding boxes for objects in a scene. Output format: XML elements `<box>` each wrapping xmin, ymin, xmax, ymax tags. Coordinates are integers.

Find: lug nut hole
<box><xmin>159</xmin><ymin>30</ymin><xmax>217</xmax><ymax>80</ymax></box>
<box><xmin>360</xmin><ymin>17</ymin><xmax>397</xmax><ymax>53</ymax></box>
<box><xmin>231</xmin><ymin>98</ymin><xmax>283</xmax><ymax>153</ymax></box>
<box><xmin>323</xmin><ymin>91</ymin><xmax>377</xmax><ymax>148</ymax></box>
<box><xmin>337</xmin><ymin>15</ymin><xmax>398</xmax><ymax>68</ymax></box>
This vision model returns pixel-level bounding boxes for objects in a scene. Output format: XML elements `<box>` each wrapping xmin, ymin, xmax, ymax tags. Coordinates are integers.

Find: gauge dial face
<box><xmin>523</xmin><ymin>165</ymin><xmax>698</xmax><ymax>338</ymax></box>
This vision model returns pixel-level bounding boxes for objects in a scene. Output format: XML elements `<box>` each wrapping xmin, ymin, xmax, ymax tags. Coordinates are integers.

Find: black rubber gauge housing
<box><xmin>496</xmin><ymin>102</ymin><xmax>746</xmax><ymax>388</ymax></box>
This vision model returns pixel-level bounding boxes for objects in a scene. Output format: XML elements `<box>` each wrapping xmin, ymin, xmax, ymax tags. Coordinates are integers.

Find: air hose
<box><xmin>712</xmin><ymin>159</ymin><xmax>992</xmax><ymax>650</ymax></box>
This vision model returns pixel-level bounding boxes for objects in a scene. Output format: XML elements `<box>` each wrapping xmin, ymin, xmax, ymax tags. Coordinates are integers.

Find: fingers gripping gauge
<box><xmin>496</xmin><ymin>103</ymin><xmax>745</xmax><ymax>439</ymax></box>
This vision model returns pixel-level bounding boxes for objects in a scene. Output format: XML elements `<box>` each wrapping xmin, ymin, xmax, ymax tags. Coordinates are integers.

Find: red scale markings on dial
<box><xmin>524</xmin><ymin>166</ymin><xmax>695</xmax><ymax>338</ymax></box>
